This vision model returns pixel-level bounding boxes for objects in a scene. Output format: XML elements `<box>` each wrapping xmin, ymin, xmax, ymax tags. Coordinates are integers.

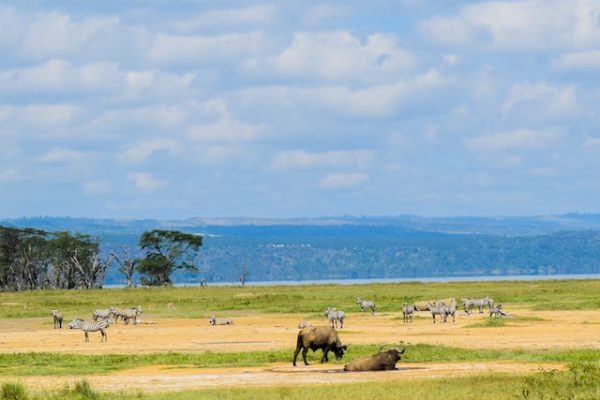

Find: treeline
<box><xmin>0</xmin><ymin>226</ymin><xmax>202</xmax><ymax>291</ymax></box>
<box><xmin>0</xmin><ymin>226</ymin><xmax>109</xmax><ymax>291</ymax></box>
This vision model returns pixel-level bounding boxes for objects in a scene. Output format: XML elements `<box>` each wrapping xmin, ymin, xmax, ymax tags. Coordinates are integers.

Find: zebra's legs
<box><xmin>84</xmin><ymin>331</ymin><xmax>89</xmax><ymax>342</ymax></box>
<box><xmin>100</xmin><ymin>328</ymin><xmax>107</xmax><ymax>342</ymax></box>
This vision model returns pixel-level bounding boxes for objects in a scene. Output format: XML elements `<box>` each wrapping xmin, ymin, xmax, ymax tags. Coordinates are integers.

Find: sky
<box><xmin>1</xmin><ymin>0</ymin><xmax>600</xmax><ymax>219</ymax></box>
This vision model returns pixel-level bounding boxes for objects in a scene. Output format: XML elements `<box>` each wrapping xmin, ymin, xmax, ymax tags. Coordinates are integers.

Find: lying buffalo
<box><xmin>343</xmin><ymin>348</ymin><xmax>405</xmax><ymax>371</ymax></box>
<box><xmin>293</xmin><ymin>325</ymin><xmax>348</xmax><ymax>366</ymax></box>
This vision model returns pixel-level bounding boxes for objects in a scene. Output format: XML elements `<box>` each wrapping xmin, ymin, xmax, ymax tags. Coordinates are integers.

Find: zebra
<box><xmin>462</xmin><ymin>296</ymin><xmax>494</xmax><ymax>315</ymax></box>
<box><xmin>402</xmin><ymin>303</ymin><xmax>415</xmax><ymax>323</ymax></box>
<box><xmin>92</xmin><ymin>308</ymin><xmax>115</xmax><ymax>321</ymax></box>
<box><xmin>324</xmin><ymin>307</ymin><xmax>345</xmax><ymax>329</ymax></box>
<box><xmin>68</xmin><ymin>318</ymin><xmax>112</xmax><ymax>342</ymax></box>
<box><xmin>429</xmin><ymin>304</ymin><xmax>448</xmax><ymax>323</ymax></box>
<box><xmin>444</xmin><ymin>304</ymin><xmax>457</xmax><ymax>323</ymax></box>
<box><xmin>121</xmin><ymin>305</ymin><xmax>142</xmax><ymax>325</ymax></box>
<box><xmin>209</xmin><ymin>316</ymin><xmax>235</xmax><ymax>325</ymax></box>
<box><xmin>110</xmin><ymin>308</ymin><xmax>122</xmax><ymax>323</ymax></box>
<box><xmin>356</xmin><ymin>297</ymin><xmax>376</xmax><ymax>315</ymax></box>
<box><xmin>489</xmin><ymin>304</ymin><xmax>508</xmax><ymax>318</ymax></box>
<box><xmin>51</xmin><ymin>309</ymin><xmax>63</xmax><ymax>329</ymax></box>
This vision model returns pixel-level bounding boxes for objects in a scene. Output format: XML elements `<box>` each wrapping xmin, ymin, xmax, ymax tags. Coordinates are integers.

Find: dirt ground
<box><xmin>0</xmin><ymin>309</ymin><xmax>598</xmax><ymax>392</ymax></box>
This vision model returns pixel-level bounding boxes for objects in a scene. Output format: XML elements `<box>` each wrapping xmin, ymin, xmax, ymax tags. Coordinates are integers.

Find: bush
<box><xmin>517</xmin><ymin>363</ymin><xmax>600</xmax><ymax>400</ymax></box>
<box><xmin>56</xmin><ymin>381</ymin><xmax>100</xmax><ymax>400</ymax></box>
<box><xmin>0</xmin><ymin>383</ymin><xmax>28</xmax><ymax>400</ymax></box>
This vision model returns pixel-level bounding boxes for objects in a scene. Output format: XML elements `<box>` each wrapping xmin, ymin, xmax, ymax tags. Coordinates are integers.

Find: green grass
<box><xmin>1</xmin><ymin>344</ymin><xmax>600</xmax><ymax>376</ymax></box>
<box><xmin>2</xmin><ymin>279</ymin><xmax>600</xmax><ymax>320</ymax></box>
<box><xmin>5</xmin><ymin>364</ymin><xmax>600</xmax><ymax>400</ymax></box>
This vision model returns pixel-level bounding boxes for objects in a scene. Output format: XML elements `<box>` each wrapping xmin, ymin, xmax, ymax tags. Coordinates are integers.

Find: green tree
<box><xmin>137</xmin><ymin>230</ymin><xmax>203</xmax><ymax>286</ymax></box>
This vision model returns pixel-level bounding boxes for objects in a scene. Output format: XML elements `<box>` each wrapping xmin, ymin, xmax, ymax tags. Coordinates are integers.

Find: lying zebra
<box><xmin>325</xmin><ymin>307</ymin><xmax>345</xmax><ymax>329</ymax></box>
<box><xmin>68</xmin><ymin>318</ymin><xmax>112</xmax><ymax>342</ymax></box>
<box><xmin>356</xmin><ymin>297</ymin><xmax>376</xmax><ymax>315</ymax></box>
<box><xmin>402</xmin><ymin>303</ymin><xmax>415</xmax><ymax>323</ymax></box>
<box><xmin>209</xmin><ymin>316</ymin><xmax>234</xmax><ymax>325</ymax></box>
<box><xmin>51</xmin><ymin>309</ymin><xmax>63</xmax><ymax>329</ymax></box>
<box><xmin>489</xmin><ymin>304</ymin><xmax>508</xmax><ymax>318</ymax></box>
<box><xmin>462</xmin><ymin>296</ymin><xmax>493</xmax><ymax>315</ymax></box>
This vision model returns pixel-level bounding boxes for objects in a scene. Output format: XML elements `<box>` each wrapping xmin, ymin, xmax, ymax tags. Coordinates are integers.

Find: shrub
<box><xmin>0</xmin><ymin>383</ymin><xmax>28</xmax><ymax>400</ymax></box>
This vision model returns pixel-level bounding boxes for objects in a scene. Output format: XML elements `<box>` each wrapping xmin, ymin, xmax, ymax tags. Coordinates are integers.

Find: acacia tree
<box><xmin>137</xmin><ymin>230</ymin><xmax>203</xmax><ymax>286</ymax></box>
<box><xmin>112</xmin><ymin>245</ymin><xmax>139</xmax><ymax>288</ymax></box>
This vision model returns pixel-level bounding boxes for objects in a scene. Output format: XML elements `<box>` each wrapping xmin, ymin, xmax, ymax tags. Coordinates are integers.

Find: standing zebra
<box><xmin>402</xmin><ymin>303</ymin><xmax>415</xmax><ymax>323</ymax></box>
<box><xmin>51</xmin><ymin>309</ymin><xmax>63</xmax><ymax>329</ymax></box>
<box><xmin>324</xmin><ymin>307</ymin><xmax>345</xmax><ymax>329</ymax></box>
<box><xmin>121</xmin><ymin>305</ymin><xmax>142</xmax><ymax>325</ymax></box>
<box><xmin>462</xmin><ymin>296</ymin><xmax>494</xmax><ymax>315</ymax></box>
<box><xmin>356</xmin><ymin>297</ymin><xmax>376</xmax><ymax>315</ymax></box>
<box><xmin>444</xmin><ymin>304</ymin><xmax>457</xmax><ymax>323</ymax></box>
<box><xmin>429</xmin><ymin>304</ymin><xmax>448</xmax><ymax>323</ymax></box>
<box><xmin>68</xmin><ymin>318</ymin><xmax>112</xmax><ymax>342</ymax></box>
<box><xmin>92</xmin><ymin>307</ymin><xmax>116</xmax><ymax>321</ymax></box>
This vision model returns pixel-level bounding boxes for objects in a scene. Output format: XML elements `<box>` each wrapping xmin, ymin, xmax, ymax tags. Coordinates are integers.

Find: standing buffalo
<box><xmin>344</xmin><ymin>348</ymin><xmax>405</xmax><ymax>371</ymax></box>
<box><xmin>293</xmin><ymin>326</ymin><xmax>348</xmax><ymax>366</ymax></box>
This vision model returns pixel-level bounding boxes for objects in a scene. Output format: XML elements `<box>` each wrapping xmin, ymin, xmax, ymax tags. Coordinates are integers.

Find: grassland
<box><xmin>1</xmin><ymin>279</ymin><xmax>599</xmax><ymax>399</ymax></box>
<box><xmin>2</xmin><ymin>279</ymin><xmax>600</xmax><ymax>320</ymax></box>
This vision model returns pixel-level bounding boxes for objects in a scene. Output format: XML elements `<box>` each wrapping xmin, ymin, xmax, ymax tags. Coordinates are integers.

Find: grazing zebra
<box><xmin>402</xmin><ymin>303</ymin><xmax>415</xmax><ymax>323</ymax></box>
<box><xmin>68</xmin><ymin>318</ymin><xmax>112</xmax><ymax>342</ymax></box>
<box><xmin>489</xmin><ymin>304</ymin><xmax>508</xmax><ymax>318</ymax></box>
<box><xmin>356</xmin><ymin>297</ymin><xmax>376</xmax><ymax>315</ymax></box>
<box><xmin>51</xmin><ymin>309</ymin><xmax>63</xmax><ymax>329</ymax></box>
<box><xmin>110</xmin><ymin>308</ymin><xmax>122</xmax><ymax>323</ymax></box>
<box><xmin>429</xmin><ymin>304</ymin><xmax>448</xmax><ymax>323</ymax></box>
<box><xmin>462</xmin><ymin>296</ymin><xmax>494</xmax><ymax>315</ymax></box>
<box><xmin>92</xmin><ymin>308</ymin><xmax>115</xmax><ymax>321</ymax></box>
<box><xmin>209</xmin><ymin>316</ymin><xmax>234</xmax><ymax>325</ymax></box>
<box><xmin>121</xmin><ymin>305</ymin><xmax>142</xmax><ymax>325</ymax></box>
<box><xmin>324</xmin><ymin>307</ymin><xmax>345</xmax><ymax>329</ymax></box>
<box><xmin>444</xmin><ymin>304</ymin><xmax>457</xmax><ymax>323</ymax></box>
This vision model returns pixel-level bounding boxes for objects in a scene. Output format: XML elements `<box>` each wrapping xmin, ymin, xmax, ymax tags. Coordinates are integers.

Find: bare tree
<box><xmin>112</xmin><ymin>246</ymin><xmax>138</xmax><ymax>288</ymax></box>
<box><xmin>70</xmin><ymin>243</ymin><xmax>112</xmax><ymax>289</ymax></box>
<box><xmin>239</xmin><ymin>265</ymin><xmax>249</xmax><ymax>287</ymax></box>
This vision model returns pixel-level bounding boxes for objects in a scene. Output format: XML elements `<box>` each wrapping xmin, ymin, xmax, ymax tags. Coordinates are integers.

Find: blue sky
<box><xmin>1</xmin><ymin>0</ymin><xmax>600</xmax><ymax>219</ymax></box>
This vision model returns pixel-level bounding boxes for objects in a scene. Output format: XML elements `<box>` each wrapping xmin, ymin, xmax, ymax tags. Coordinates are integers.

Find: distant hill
<box><xmin>2</xmin><ymin>215</ymin><xmax>600</xmax><ymax>285</ymax></box>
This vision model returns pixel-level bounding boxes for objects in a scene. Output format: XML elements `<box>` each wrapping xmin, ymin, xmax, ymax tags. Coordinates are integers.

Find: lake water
<box><xmin>105</xmin><ymin>273</ymin><xmax>600</xmax><ymax>288</ymax></box>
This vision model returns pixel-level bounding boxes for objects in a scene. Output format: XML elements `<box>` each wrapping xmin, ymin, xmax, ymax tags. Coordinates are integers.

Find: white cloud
<box><xmin>82</xmin><ymin>179</ymin><xmax>112</xmax><ymax>195</ymax></box>
<box><xmin>421</xmin><ymin>0</ymin><xmax>600</xmax><ymax>50</ymax></box>
<box><xmin>245</xmin><ymin>31</ymin><xmax>417</xmax><ymax>83</ymax></box>
<box><xmin>169</xmin><ymin>5</ymin><xmax>279</xmax><ymax>32</ymax></box>
<box><xmin>270</xmin><ymin>149</ymin><xmax>372</xmax><ymax>170</ymax></box>
<box><xmin>502</xmin><ymin>81</ymin><xmax>577</xmax><ymax>115</ymax></box>
<box><xmin>128</xmin><ymin>172</ymin><xmax>167</xmax><ymax>192</ymax></box>
<box><xmin>149</xmin><ymin>32</ymin><xmax>270</xmax><ymax>65</ymax></box>
<box><xmin>0</xmin><ymin>169</ymin><xmax>21</xmax><ymax>183</ymax></box>
<box><xmin>38</xmin><ymin>148</ymin><xmax>95</xmax><ymax>163</ymax></box>
<box><xmin>0</xmin><ymin>104</ymin><xmax>80</xmax><ymax>135</ymax></box>
<box><xmin>319</xmin><ymin>173</ymin><xmax>368</xmax><ymax>190</ymax></box>
<box><xmin>116</xmin><ymin>138</ymin><xmax>181</xmax><ymax>164</ymax></box>
<box><xmin>553</xmin><ymin>51</ymin><xmax>600</xmax><ymax>70</ymax></box>
<box><xmin>465</xmin><ymin>129</ymin><xmax>560</xmax><ymax>153</ymax></box>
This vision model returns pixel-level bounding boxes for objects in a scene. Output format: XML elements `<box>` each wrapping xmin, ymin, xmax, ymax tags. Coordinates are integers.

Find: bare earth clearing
<box><xmin>1</xmin><ymin>309</ymin><xmax>598</xmax><ymax>392</ymax></box>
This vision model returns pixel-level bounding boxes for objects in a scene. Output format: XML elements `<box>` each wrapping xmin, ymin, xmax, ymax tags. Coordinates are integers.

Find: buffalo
<box><xmin>344</xmin><ymin>348</ymin><xmax>405</xmax><ymax>371</ymax></box>
<box><xmin>293</xmin><ymin>325</ymin><xmax>348</xmax><ymax>366</ymax></box>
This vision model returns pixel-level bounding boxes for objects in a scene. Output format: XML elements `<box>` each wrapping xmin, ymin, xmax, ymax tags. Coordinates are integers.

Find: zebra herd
<box><xmin>401</xmin><ymin>296</ymin><xmax>501</xmax><ymax>324</ymax></box>
<box><xmin>51</xmin><ymin>305</ymin><xmax>143</xmax><ymax>343</ymax></box>
<box><xmin>322</xmin><ymin>295</ymin><xmax>501</xmax><ymax>328</ymax></box>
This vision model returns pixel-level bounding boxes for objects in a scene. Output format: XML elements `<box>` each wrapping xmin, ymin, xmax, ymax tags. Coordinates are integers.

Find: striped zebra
<box><xmin>68</xmin><ymin>318</ymin><xmax>112</xmax><ymax>342</ymax></box>
<box><xmin>489</xmin><ymin>304</ymin><xmax>508</xmax><ymax>318</ymax></box>
<box><xmin>402</xmin><ymin>303</ymin><xmax>415</xmax><ymax>323</ymax></box>
<box><xmin>209</xmin><ymin>316</ymin><xmax>234</xmax><ymax>325</ymax></box>
<box><xmin>324</xmin><ymin>307</ymin><xmax>345</xmax><ymax>329</ymax></box>
<box><xmin>444</xmin><ymin>304</ymin><xmax>457</xmax><ymax>323</ymax></box>
<box><xmin>356</xmin><ymin>297</ymin><xmax>376</xmax><ymax>315</ymax></box>
<box><xmin>51</xmin><ymin>309</ymin><xmax>63</xmax><ymax>329</ymax></box>
<box><xmin>121</xmin><ymin>305</ymin><xmax>142</xmax><ymax>325</ymax></box>
<box><xmin>92</xmin><ymin>307</ymin><xmax>115</xmax><ymax>321</ymax></box>
<box><xmin>429</xmin><ymin>303</ymin><xmax>448</xmax><ymax>323</ymax></box>
<box><xmin>462</xmin><ymin>296</ymin><xmax>494</xmax><ymax>315</ymax></box>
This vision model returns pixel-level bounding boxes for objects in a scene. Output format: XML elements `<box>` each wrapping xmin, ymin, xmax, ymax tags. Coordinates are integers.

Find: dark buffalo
<box><xmin>293</xmin><ymin>326</ymin><xmax>348</xmax><ymax>366</ymax></box>
<box><xmin>343</xmin><ymin>348</ymin><xmax>405</xmax><ymax>371</ymax></box>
